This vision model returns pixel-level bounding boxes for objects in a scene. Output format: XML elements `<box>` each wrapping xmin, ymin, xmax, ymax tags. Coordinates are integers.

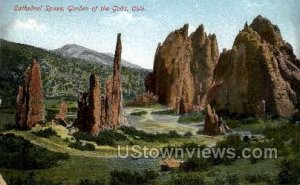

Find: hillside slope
<box><xmin>0</xmin><ymin>39</ymin><xmax>148</xmax><ymax>106</ymax></box>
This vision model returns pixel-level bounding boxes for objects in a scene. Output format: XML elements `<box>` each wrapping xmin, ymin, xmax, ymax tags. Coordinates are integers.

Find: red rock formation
<box><xmin>211</xmin><ymin>16</ymin><xmax>299</xmax><ymax>117</ymax></box>
<box><xmin>75</xmin><ymin>92</ymin><xmax>89</xmax><ymax>132</ymax></box>
<box><xmin>204</xmin><ymin>104</ymin><xmax>229</xmax><ymax>135</ymax></box>
<box><xmin>88</xmin><ymin>73</ymin><xmax>102</xmax><ymax>135</ymax></box>
<box><xmin>75</xmin><ymin>34</ymin><xmax>123</xmax><ymax>134</ymax></box>
<box><xmin>126</xmin><ymin>91</ymin><xmax>158</xmax><ymax>107</ymax></box>
<box><xmin>111</xmin><ymin>33</ymin><xmax>123</xmax><ymax>127</ymax></box>
<box><xmin>150</xmin><ymin>16</ymin><xmax>299</xmax><ymax>118</ymax></box>
<box><xmin>54</xmin><ymin>102</ymin><xmax>68</xmax><ymax>126</ymax></box>
<box><xmin>75</xmin><ymin>73</ymin><xmax>102</xmax><ymax>135</ymax></box>
<box><xmin>151</xmin><ymin>24</ymin><xmax>219</xmax><ymax>114</ymax></box>
<box><xmin>16</xmin><ymin>60</ymin><xmax>45</xmax><ymax>129</ymax></box>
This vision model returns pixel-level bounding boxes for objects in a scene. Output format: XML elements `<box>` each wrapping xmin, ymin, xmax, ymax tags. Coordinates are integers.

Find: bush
<box><xmin>181</xmin><ymin>157</ymin><xmax>212</xmax><ymax>172</ymax></box>
<box><xmin>170</xmin><ymin>174</ymin><xmax>205</xmax><ymax>185</ymax></box>
<box><xmin>130</xmin><ymin>111</ymin><xmax>147</xmax><ymax>116</ymax></box>
<box><xmin>120</xmin><ymin>126</ymin><xmax>182</xmax><ymax>142</ymax></box>
<box><xmin>184</xmin><ymin>131</ymin><xmax>193</xmax><ymax>137</ymax></box>
<box><xmin>8</xmin><ymin>172</ymin><xmax>63</xmax><ymax>185</ymax></box>
<box><xmin>73</xmin><ymin>129</ymin><xmax>128</xmax><ymax>147</ymax></box>
<box><xmin>110</xmin><ymin>169</ymin><xmax>158</xmax><ymax>185</ymax></box>
<box><xmin>151</xmin><ymin>109</ymin><xmax>177</xmax><ymax>115</ymax></box>
<box><xmin>245</xmin><ymin>174</ymin><xmax>274</xmax><ymax>184</ymax></box>
<box><xmin>0</xmin><ymin>133</ymin><xmax>69</xmax><ymax>170</ymax></box>
<box><xmin>79</xmin><ymin>179</ymin><xmax>105</xmax><ymax>185</ymax></box>
<box><xmin>178</xmin><ymin>112</ymin><xmax>205</xmax><ymax>123</ymax></box>
<box><xmin>214</xmin><ymin>173</ymin><xmax>240</xmax><ymax>185</ymax></box>
<box><xmin>69</xmin><ymin>141</ymin><xmax>96</xmax><ymax>151</ymax></box>
<box><xmin>279</xmin><ymin>157</ymin><xmax>300</xmax><ymax>184</ymax></box>
<box><xmin>33</xmin><ymin>128</ymin><xmax>58</xmax><ymax>138</ymax></box>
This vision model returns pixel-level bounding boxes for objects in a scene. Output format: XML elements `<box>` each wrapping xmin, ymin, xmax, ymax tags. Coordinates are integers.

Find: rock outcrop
<box><xmin>126</xmin><ymin>91</ymin><xmax>158</xmax><ymax>107</ymax></box>
<box><xmin>16</xmin><ymin>60</ymin><xmax>45</xmax><ymax>129</ymax></box>
<box><xmin>204</xmin><ymin>104</ymin><xmax>230</xmax><ymax>135</ymax></box>
<box><xmin>75</xmin><ymin>34</ymin><xmax>123</xmax><ymax>135</ymax></box>
<box><xmin>211</xmin><ymin>16</ymin><xmax>300</xmax><ymax>117</ymax></box>
<box><xmin>150</xmin><ymin>16</ymin><xmax>299</xmax><ymax>118</ymax></box>
<box><xmin>150</xmin><ymin>24</ymin><xmax>219</xmax><ymax>114</ymax></box>
<box><xmin>110</xmin><ymin>33</ymin><xmax>123</xmax><ymax>127</ymax></box>
<box><xmin>54</xmin><ymin>102</ymin><xmax>68</xmax><ymax>126</ymax></box>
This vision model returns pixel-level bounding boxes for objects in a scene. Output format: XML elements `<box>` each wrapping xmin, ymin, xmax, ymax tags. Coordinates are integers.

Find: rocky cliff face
<box><xmin>212</xmin><ymin>16</ymin><xmax>300</xmax><ymax>117</ymax></box>
<box><xmin>16</xmin><ymin>60</ymin><xmax>45</xmax><ymax>129</ymax></box>
<box><xmin>151</xmin><ymin>24</ymin><xmax>219</xmax><ymax>113</ymax></box>
<box><xmin>75</xmin><ymin>34</ymin><xmax>123</xmax><ymax>135</ymax></box>
<box><xmin>150</xmin><ymin>15</ymin><xmax>299</xmax><ymax>118</ymax></box>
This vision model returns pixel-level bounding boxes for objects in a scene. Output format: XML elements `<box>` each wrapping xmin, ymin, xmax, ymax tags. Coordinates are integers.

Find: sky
<box><xmin>0</xmin><ymin>0</ymin><xmax>299</xmax><ymax>69</ymax></box>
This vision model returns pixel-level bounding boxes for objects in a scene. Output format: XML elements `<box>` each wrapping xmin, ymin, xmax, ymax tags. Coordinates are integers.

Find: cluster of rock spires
<box><xmin>15</xmin><ymin>60</ymin><xmax>45</xmax><ymax>129</ymax></box>
<box><xmin>15</xmin><ymin>34</ymin><xmax>124</xmax><ymax>135</ymax></box>
<box><xmin>75</xmin><ymin>34</ymin><xmax>123</xmax><ymax>135</ymax></box>
<box><xmin>147</xmin><ymin>15</ymin><xmax>300</xmax><ymax>120</ymax></box>
<box><xmin>146</xmin><ymin>23</ymin><xmax>219</xmax><ymax>114</ymax></box>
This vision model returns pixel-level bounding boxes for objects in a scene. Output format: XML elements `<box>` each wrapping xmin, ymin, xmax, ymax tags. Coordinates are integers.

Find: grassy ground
<box><xmin>0</xmin><ymin>101</ymin><xmax>295</xmax><ymax>184</ymax></box>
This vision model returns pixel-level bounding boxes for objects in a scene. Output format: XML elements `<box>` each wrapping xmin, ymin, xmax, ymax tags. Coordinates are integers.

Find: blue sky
<box><xmin>0</xmin><ymin>0</ymin><xmax>299</xmax><ymax>69</ymax></box>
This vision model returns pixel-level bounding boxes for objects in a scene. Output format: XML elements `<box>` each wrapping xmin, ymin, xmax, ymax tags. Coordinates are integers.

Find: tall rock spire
<box><xmin>111</xmin><ymin>33</ymin><xmax>122</xmax><ymax>126</ymax></box>
<box><xmin>16</xmin><ymin>59</ymin><xmax>45</xmax><ymax>129</ymax></box>
<box><xmin>75</xmin><ymin>34</ymin><xmax>123</xmax><ymax>134</ymax></box>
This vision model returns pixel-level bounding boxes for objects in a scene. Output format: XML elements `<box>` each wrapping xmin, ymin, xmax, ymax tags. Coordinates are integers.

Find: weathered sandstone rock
<box><xmin>110</xmin><ymin>33</ymin><xmax>123</xmax><ymax>127</ymax></box>
<box><xmin>54</xmin><ymin>102</ymin><xmax>68</xmax><ymax>126</ymax></box>
<box><xmin>211</xmin><ymin>16</ymin><xmax>299</xmax><ymax>117</ymax></box>
<box><xmin>204</xmin><ymin>104</ymin><xmax>229</xmax><ymax>135</ymax></box>
<box><xmin>75</xmin><ymin>34</ymin><xmax>123</xmax><ymax>134</ymax></box>
<box><xmin>16</xmin><ymin>60</ymin><xmax>45</xmax><ymax>129</ymax></box>
<box><xmin>126</xmin><ymin>91</ymin><xmax>158</xmax><ymax>107</ymax></box>
<box><xmin>151</xmin><ymin>24</ymin><xmax>219</xmax><ymax>114</ymax></box>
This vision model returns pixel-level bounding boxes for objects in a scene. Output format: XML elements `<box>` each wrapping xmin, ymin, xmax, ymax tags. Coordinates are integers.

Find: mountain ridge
<box><xmin>52</xmin><ymin>44</ymin><xmax>143</xmax><ymax>69</ymax></box>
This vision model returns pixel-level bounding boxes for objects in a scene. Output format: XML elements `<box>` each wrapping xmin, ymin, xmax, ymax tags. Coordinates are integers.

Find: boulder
<box><xmin>160</xmin><ymin>158</ymin><xmax>183</xmax><ymax>171</ymax></box>
<box><xmin>16</xmin><ymin>59</ymin><xmax>45</xmax><ymax>129</ymax></box>
<box><xmin>204</xmin><ymin>104</ymin><xmax>229</xmax><ymax>135</ymax></box>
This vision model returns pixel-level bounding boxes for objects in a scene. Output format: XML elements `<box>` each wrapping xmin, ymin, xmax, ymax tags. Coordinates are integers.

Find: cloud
<box><xmin>12</xmin><ymin>18</ymin><xmax>47</xmax><ymax>31</ymax></box>
<box><xmin>100</xmin><ymin>12</ymin><xmax>157</xmax><ymax>29</ymax></box>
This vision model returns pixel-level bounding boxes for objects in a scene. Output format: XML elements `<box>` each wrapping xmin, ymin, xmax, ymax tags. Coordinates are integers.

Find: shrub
<box><xmin>120</xmin><ymin>126</ymin><xmax>182</xmax><ymax>142</ymax></box>
<box><xmin>8</xmin><ymin>172</ymin><xmax>63</xmax><ymax>185</ymax></box>
<box><xmin>73</xmin><ymin>129</ymin><xmax>128</xmax><ymax>147</ymax></box>
<box><xmin>69</xmin><ymin>141</ymin><xmax>95</xmax><ymax>151</ymax></box>
<box><xmin>33</xmin><ymin>128</ymin><xmax>58</xmax><ymax>138</ymax></box>
<box><xmin>178</xmin><ymin>112</ymin><xmax>205</xmax><ymax>123</ymax></box>
<box><xmin>279</xmin><ymin>157</ymin><xmax>300</xmax><ymax>184</ymax></box>
<box><xmin>245</xmin><ymin>174</ymin><xmax>273</xmax><ymax>184</ymax></box>
<box><xmin>110</xmin><ymin>169</ymin><xmax>158</xmax><ymax>185</ymax></box>
<box><xmin>170</xmin><ymin>174</ymin><xmax>205</xmax><ymax>185</ymax></box>
<box><xmin>181</xmin><ymin>157</ymin><xmax>212</xmax><ymax>172</ymax></box>
<box><xmin>184</xmin><ymin>131</ymin><xmax>193</xmax><ymax>137</ymax></box>
<box><xmin>210</xmin><ymin>135</ymin><xmax>249</xmax><ymax>165</ymax></box>
<box><xmin>0</xmin><ymin>133</ymin><xmax>69</xmax><ymax>170</ymax></box>
<box><xmin>130</xmin><ymin>111</ymin><xmax>147</xmax><ymax>116</ymax></box>
<box><xmin>151</xmin><ymin>109</ymin><xmax>177</xmax><ymax>115</ymax></box>
<box><xmin>79</xmin><ymin>179</ymin><xmax>105</xmax><ymax>185</ymax></box>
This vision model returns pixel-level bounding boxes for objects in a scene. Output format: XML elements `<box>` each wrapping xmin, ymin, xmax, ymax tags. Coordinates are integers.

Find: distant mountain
<box><xmin>53</xmin><ymin>44</ymin><xmax>143</xmax><ymax>69</ymax></box>
<box><xmin>0</xmin><ymin>39</ymin><xmax>149</xmax><ymax>106</ymax></box>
